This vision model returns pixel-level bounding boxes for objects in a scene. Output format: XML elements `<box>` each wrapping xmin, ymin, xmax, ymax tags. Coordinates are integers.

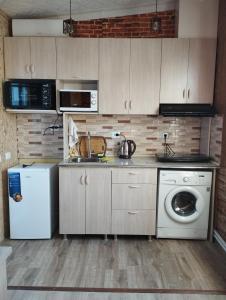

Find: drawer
<box><xmin>112</xmin><ymin>210</ymin><xmax>156</xmax><ymax>235</ymax></box>
<box><xmin>112</xmin><ymin>168</ymin><xmax>157</xmax><ymax>184</ymax></box>
<box><xmin>112</xmin><ymin>184</ymin><xmax>156</xmax><ymax>210</ymax></box>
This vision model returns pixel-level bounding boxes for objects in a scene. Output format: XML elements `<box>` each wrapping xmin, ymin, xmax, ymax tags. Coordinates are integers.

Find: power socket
<box><xmin>161</xmin><ymin>132</ymin><xmax>169</xmax><ymax>139</ymax></box>
<box><xmin>112</xmin><ymin>131</ymin><xmax>121</xmax><ymax>139</ymax></box>
<box><xmin>5</xmin><ymin>152</ymin><xmax>11</xmax><ymax>160</ymax></box>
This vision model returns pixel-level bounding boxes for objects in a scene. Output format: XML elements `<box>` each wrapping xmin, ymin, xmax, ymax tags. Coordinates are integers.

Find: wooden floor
<box><xmin>7</xmin><ymin>291</ymin><xmax>226</xmax><ymax>300</ymax></box>
<box><xmin>2</xmin><ymin>236</ymin><xmax>226</xmax><ymax>292</ymax></box>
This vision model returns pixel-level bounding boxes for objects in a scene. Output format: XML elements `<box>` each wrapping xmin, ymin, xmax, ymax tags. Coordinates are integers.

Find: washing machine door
<box><xmin>165</xmin><ymin>186</ymin><xmax>204</xmax><ymax>223</ymax></box>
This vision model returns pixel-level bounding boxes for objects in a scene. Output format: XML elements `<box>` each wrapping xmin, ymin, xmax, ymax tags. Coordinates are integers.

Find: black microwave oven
<box><xmin>3</xmin><ymin>80</ymin><xmax>56</xmax><ymax>110</ymax></box>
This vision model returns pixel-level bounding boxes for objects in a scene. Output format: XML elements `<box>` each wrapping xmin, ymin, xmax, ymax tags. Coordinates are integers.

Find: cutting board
<box><xmin>79</xmin><ymin>136</ymin><xmax>107</xmax><ymax>157</ymax></box>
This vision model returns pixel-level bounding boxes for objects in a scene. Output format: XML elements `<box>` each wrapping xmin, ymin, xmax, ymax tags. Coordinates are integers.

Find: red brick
<box><xmin>72</xmin><ymin>10</ymin><xmax>176</xmax><ymax>38</ymax></box>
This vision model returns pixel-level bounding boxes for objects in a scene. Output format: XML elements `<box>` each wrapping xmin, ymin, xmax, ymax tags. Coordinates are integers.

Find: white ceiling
<box><xmin>0</xmin><ymin>0</ymin><xmax>177</xmax><ymax>20</ymax></box>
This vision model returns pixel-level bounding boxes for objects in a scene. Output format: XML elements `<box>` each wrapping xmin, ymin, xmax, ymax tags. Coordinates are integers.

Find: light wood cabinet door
<box><xmin>4</xmin><ymin>37</ymin><xmax>31</xmax><ymax>79</ymax></box>
<box><xmin>129</xmin><ymin>39</ymin><xmax>161</xmax><ymax>114</ymax></box>
<box><xmin>187</xmin><ymin>39</ymin><xmax>216</xmax><ymax>104</ymax></box>
<box><xmin>59</xmin><ymin>168</ymin><xmax>86</xmax><ymax>234</ymax></box>
<box><xmin>30</xmin><ymin>37</ymin><xmax>56</xmax><ymax>79</ymax></box>
<box><xmin>160</xmin><ymin>39</ymin><xmax>189</xmax><ymax>103</ymax></box>
<box><xmin>99</xmin><ymin>38</ymin><xmax>130</xmax><ymax>114</ymax></box>
<box><xmin>86</xmin><ymin>168</ymin><xmax>111</xmax><ymax>234</ymax></box>
<box><xmin>56</xmin><ymin>38</ymin><xmax>99</xmax><ymax>80</ymax></box>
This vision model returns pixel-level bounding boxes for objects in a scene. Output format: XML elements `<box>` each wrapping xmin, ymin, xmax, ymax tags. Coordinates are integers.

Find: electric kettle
<box><xmin>118</xmin><ymin>137</ymin><xmax>136</xmax><ymax>159</ymax></box>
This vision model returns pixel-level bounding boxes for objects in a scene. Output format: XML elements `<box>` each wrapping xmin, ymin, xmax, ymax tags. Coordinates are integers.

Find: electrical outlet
<box><xmin>5</xmin><ymin>152</ymin><xmax>11</xmax><ymax>160</ymax></box>
<box><xmin>161</xmin><ymin>132</ymin><xmax>169</xmax><ymax>139</ymax></box>
<box><xmin>112</xmin><ymin>131</ymin><xmax>121</xmax><ymax>139</ymax></box>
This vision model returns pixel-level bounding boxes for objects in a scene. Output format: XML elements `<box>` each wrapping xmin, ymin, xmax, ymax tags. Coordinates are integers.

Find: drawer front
<box><xmin>112</xmin><ymin>184</ymin><xmax>156</xmax><ymax>210</ymax></box>
<box><xmin>112</xmin><ymin>168</ymin><xmax>157</xmax><ymax>184</ymax></box>
<box><xmin>112</xmin><ymin>210</ymin><xmax>156</xmax><ymax>235</ymax></box>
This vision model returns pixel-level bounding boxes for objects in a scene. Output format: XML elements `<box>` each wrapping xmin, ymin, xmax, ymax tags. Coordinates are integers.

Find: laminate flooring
<box><xmin>7</xmin><ymin>291</ymin><xmax>226</xmax><ymax>300</ymax></box>
<box><xmin>2</xmin><ymin>236</ymin><xmax>226</xmax><ymax>292</ymax></box>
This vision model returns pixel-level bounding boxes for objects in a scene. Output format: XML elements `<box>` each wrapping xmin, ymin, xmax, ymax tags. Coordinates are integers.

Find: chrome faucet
<box><xmin>87</xmin><ymin>131</ymin><xmax>92</xmax><ymax>158</ymax></box>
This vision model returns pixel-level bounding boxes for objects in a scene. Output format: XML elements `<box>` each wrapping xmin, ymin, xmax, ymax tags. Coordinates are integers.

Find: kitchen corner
<box><xmin>1</xmin><ymin>0</ymin><xmax>226</xmax><ymax>299</ymax></box>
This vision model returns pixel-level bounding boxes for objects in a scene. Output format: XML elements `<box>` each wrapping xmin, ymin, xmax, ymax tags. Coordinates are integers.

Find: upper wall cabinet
<box><xmin>187</xmin><ymin>39</ymin><xmax>216</xmax><ymax>104</ymax></box>
<box><xmin>56</xmin><ymin>38</ymin><xmax>99</xmax><ymax>80</ymax></box>
<box><xmin>99</xmin><ymin>39</ymin><xmax>130</xmax><ymax>114</ymax></box>
<box><xmin>4</xmin><ymin>37</ymin><xmax>56</xmax><ymax>79</ymax></box>
<box><xmin>160</xmin><ymin>38</ymin><xmax>216</xmax><ymax>104</ymax></box>
<box><xmin>99</xmin><ymin>38</ymin><xmax>161</xmax><ymax>115</ymax></box>
<box><xmin>160</xmin><ymin>39</ymin><xmax>189</xmax><ymax>104</ymax></box>
<box><xmin>129</xmin><ymin>39</ymin><xmax>161</xmax><ymax>114</ymax></box>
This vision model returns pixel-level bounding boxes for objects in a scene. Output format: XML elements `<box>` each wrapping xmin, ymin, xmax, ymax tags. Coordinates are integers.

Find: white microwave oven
<box><xmin>59</xmin><ymin>89</ymin><xmax>98</xmax><ymax>112</ymax></box>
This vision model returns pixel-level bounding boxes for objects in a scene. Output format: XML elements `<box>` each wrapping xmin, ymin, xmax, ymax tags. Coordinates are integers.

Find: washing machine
<box><xmin>157</xmin><ymin>170</ymin><xmax>212</xmax><ymax>240</ymax></box>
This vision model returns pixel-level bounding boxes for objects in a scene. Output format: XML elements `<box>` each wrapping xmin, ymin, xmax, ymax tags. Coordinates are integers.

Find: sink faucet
<box><xmin>87</xmin><ymin>131</ymin><xmax>91</xmax><ymax>158</ymax></box>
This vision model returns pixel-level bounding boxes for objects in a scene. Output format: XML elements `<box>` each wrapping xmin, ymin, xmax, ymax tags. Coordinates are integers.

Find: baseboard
<box><xmin>214</xmin><ymin>230</ymin><xmax>226</xmax><ymax>253</ymax></box>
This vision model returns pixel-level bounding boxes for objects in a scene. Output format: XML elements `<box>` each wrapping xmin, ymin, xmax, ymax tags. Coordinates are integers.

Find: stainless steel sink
<box><xmin>71</xmin><ymin>157</ymin><xmax>105</xmax><ymax>163</ymax></box>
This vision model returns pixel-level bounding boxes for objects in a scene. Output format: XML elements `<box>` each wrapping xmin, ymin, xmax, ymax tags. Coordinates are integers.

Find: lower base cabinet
<box><xmin>59</xmin><ymin>167</ymin><xmax>157</xmax><ymax>237</ymax></box>
<box><xmin>112</xmin><ymin>210</ymin><xmax>156</xmax><ymax>235</ymax></box>
<box><xmin>59</xmin><ymin>167</ymin><xmax>111</xmax><ymax>235</ymax></box>
<box><xmin>111</xmin><ymin>168</ymin><xmax>157</xmax><ymax>236</ymax></box>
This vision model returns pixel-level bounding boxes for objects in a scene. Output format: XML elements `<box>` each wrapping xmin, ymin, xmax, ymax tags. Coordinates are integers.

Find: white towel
<box><xmin>68</xmin><ymin>117</ymin><xmax>78</xmax><ymax>149</ymax></box>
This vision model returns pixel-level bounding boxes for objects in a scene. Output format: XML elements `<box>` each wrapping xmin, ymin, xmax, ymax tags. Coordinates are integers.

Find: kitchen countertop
<box><xmin>59</xmin><ymin>156</ymin><xmax>219</xmax><ymax>169</ymax></box>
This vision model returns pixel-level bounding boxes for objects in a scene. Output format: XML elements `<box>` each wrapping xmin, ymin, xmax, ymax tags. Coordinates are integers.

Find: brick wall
<box><xmin>72</xmin><ymin>11</ymin><xmax>176</xmax><ymax>38</ymax></box>
<box><xmin>213</xmin><ymin>0</ymin><xmax>226</xmax><ymax>242</ymax></box>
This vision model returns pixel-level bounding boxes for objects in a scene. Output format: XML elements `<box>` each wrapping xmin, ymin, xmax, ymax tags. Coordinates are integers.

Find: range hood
<box><xmin>159</xmin><ymin>104</ymin><xmax>216</xmax><ymax>117</ymax></box>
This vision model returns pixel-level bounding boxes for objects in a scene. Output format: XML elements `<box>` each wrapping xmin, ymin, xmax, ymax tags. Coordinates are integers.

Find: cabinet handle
<box><xmin>188</xmin><ymin>88</ymin><xmax>190</xmax><ymax>99</ymax></box>
<box><xmin>129</xmin><ymin>100</ymin><xmax>132</xmax><ymax>110</ymax></box>
<box><xmin>85</xmin><ymin>175</ymin><xmax>89</xmax><ymax>185</ymax></box>
<box><xmin>25</xmin><ymin>64</ymin><xmax>30</xmax><ymax>73</ymax></box>
<box><xmin>80</xmin><ymin>175</ymin><xmax>84</xmax><ymax>185</ymax></box>
<box><xmin>124</xmin><ymin>101</ymin><xmax>127</xmax><ymax>110</ymax></box>
<box><xmin>183</xmin><ymin>89</ymin><xmax>185</xmax><ymax>99</ymax></box>
<box><xmin>128</xmin><ymin>211</ymin><xmax>138</xmax><ymax>215</ymax></box>
<box><xmin>30</xmin><ymin>64</ymin><xmax>35</xmax><ymax>73</ymax></box>
<box><xmin>128</xmin><ymin>172</ymin><xmax>138</xmax><ymax>175</ymax></box>
<box><xmin>128</xmin><ymin>185</ymin><xmax>140</xmax><ymax>189</ymax></box>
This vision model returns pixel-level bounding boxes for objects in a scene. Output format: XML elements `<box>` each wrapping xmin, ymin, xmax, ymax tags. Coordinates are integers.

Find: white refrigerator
<box><xmin>8</xmin><ymin>163</ymin><xmax>58</xmax><ymax>239</ymax></box>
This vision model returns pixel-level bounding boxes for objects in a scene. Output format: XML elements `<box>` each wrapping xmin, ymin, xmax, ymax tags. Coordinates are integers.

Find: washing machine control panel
<box><xmin>160</xmin><ymin>171</ymin><xmax>212</xmax><ymax>186</ymax></box>
<box><xmin>183</xmin><ymin>177</ymin><xmax>190</xmax><ymax>182</ymax></box>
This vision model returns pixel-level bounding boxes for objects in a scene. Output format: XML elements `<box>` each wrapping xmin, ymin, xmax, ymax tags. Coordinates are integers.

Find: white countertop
<box><xmin>59</xmin><ymin>156</ymin><xmax>219</xmax><ymax>169</ymax></box>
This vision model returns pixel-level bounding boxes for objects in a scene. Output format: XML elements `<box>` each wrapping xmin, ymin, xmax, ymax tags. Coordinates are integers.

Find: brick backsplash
<box><xmin>72</xmin><ymin>11</ymin><xmax>176</xmax><ymax>38</ymax></box>
<box><xmin>17</xmin><ymin>114</ymin><xmax>201</xmax><ymax>159</ymax></box>
<box><xmin>17</xmin><ymin>114</ymin><xmax>63</xmax><ymax>159</ymax></box>
<box><xmin>209</xmin><ymin>115</ymin><xmax>223</xmax><ymax>165</ymax></box>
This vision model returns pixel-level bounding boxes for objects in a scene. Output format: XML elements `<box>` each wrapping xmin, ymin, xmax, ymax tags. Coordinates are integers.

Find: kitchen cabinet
<box><xmin>160</xmin><ymin>39</ymin><xmax>189</xmax><ymax>103</ymax></box>
<box><xmin>160</xmin><ymin>38</ymin><xmax>216</xmax><ymax>104</ymax></box>
<box><xmin>56</xmin><ymin>38</ymin><xmax>99</xmax><ymax>80</ymax></box>
<box><xmin>99</xmin><ymin>38</ymin><xmax>130</xmax><ymax>114</ymax></box>
<box><xmin>187</xmin><ymin>39</ymin><xmax>216</xmax><ymax>103</ymax></box>
<box><xmin>59</xmin><ymin>168</ymin><xmax>86</xmax><ymax>234</ymax></box>
<box><xmin>59</xmin><ymin>167</ymin><xmax>111</xmax><ymax>235</ymax></box>
<box><xmin>111</xmin><ymin>168</ymin><xmax>157</xmax><ymax>236</ymax></box>
<box><xmin>4</xmin><ymin>37</ymin><xmax>56</xmax><ymax>79</ymax></box>
<box><xmin>99</xmin><ymin>39</ymin><xmax>161</xmax><ymax>115</ymax></box>
<box><xmin>4</xmin><ymin>37</ymin><xmax>31</xmax><ymax>79</ymax></box>
<box><xmin>85</xmin><ymin>168</ymin><xmax>111</xmax><ymax>234</ymax></box>
<box><xmin>129</xmin><ymin>39</ymin><xmax>161</xmax><ymax>114</ymax></box>
<box><xmin>30</xmin><ymin>38</ymin><xmax>57</xmax><ymax>79</ymax></box>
